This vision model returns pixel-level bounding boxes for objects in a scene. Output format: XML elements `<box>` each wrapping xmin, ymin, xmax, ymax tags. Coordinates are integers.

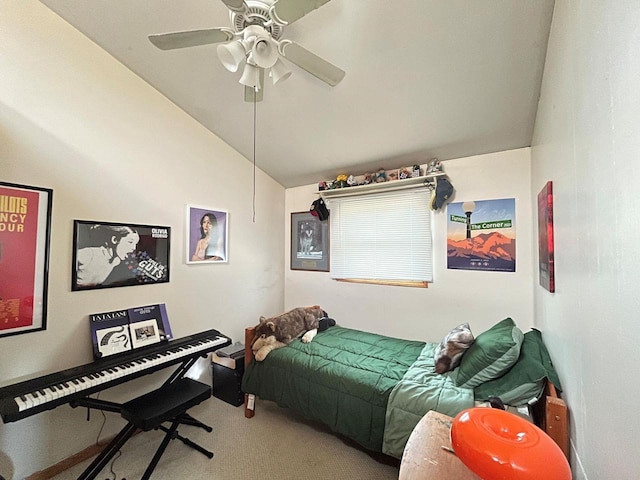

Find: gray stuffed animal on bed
<box><xmin>433</xmin><ymin>322</ymin><xmax>474</xmax><ymax>373</ymax></box>
<box><xmin>251</xmin><ymin>306</ymin><xmax>335</xmax><ymax>361</ymax></box>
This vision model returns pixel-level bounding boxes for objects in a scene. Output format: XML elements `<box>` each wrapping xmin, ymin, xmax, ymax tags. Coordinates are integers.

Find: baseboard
<box><xmin>24</xmin><ymin>430</ymin><xmax>139</xmax><ymax>480</ymax></box>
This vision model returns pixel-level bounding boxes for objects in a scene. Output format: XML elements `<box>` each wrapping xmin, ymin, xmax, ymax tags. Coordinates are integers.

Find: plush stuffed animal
<box><xmin>251</xmin><ymin>306</ymin><xmax>335</xmax><ymax>361</ymax></box>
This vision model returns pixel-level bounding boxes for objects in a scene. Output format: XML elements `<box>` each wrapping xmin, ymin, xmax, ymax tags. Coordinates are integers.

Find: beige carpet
<box><xmin>51</xmin><ymin>397</ymin><xmax>400</xmax><ymax>480</ymax></box>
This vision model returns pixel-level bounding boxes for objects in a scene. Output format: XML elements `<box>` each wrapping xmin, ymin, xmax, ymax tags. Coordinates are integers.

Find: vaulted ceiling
<box><xmin>40</xmin><ymin>0</ymin><xmax>555</xmax><ymax>187</ymax></box>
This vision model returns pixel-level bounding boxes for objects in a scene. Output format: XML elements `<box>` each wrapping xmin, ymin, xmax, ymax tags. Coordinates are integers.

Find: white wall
<box><xmin>531</xmin><ymin>1</ymin><xmax>640</xmax><ymax>479</ymax></box>
<box><xmin>0</xmin><ymin>3</ymin><xmax>285</xmax><ymax>478</ymax></box>
<box><xmin>285</xmin><ymin>148</ymin><xmax>534</xmax><ymax>343</ymax></box>
<box><xmin>9</xmin><ymin>2</ymin><xmax>639</xmax><ymax>479</ymax></box>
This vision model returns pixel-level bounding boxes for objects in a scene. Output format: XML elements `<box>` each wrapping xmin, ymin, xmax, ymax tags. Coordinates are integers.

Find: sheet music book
<box><xmin>89</xmin><ymin>303</ymin><xmax>173</xmax><ymax>359</ymax></box>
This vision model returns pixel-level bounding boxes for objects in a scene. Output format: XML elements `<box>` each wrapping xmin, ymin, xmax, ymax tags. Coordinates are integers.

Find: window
<box><xmin>326</xmin><ymin>188</ymin><xmax>433</xmax><ymax>287</ymax></box>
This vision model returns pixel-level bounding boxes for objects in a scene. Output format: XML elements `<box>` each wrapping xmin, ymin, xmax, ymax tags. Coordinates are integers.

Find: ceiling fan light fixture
<box><xmin>217</xmin><ymin>40</ymin><xmax>247</xmax><ymax>72</ymax></box>
<box><xmin>270</xmin><ymin>58</ymin><xmax>292</xmax><ymax>85</ymax></box>
<box><xmin>242</xmin><ymin>25</ymin><xmax>266</xmax><ymax>44</ymax></box>
<box><xmin>252</xmin><ymin>35</ymin><xmax>279</xmax><ymax>68</ymax></box>
<box><xmin>239</xmin><ymin>62</ymin><xmax>262</xmax><ymax>90</ymax></box>
<box><xmin>149</xmin><ymin>0</ymin><xmax>345</xmax><ymax>101</ymax></box>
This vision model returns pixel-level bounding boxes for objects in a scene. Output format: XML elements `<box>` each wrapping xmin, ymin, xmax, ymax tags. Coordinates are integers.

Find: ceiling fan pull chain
<box><xmin>253</xmin><ymin>85</ymin><xmax>257</xmax><ymax>223</ymax></box>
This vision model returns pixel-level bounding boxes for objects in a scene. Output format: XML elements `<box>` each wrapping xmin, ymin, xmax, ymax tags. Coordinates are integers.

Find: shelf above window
<box><xmin>319</xmin><ymin>172</ymin><xmax>446</xmax><ymax>199</ymax></box>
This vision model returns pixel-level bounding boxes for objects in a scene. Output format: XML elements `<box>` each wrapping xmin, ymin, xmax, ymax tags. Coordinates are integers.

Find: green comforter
<box><xmin>242</xmin><ymin>326</ymin><xmax>473</xmax><ymax>457</ymax></box>
<box><xmin>382</xmin><ymin>342</ymin><xmax>474</xmax><ymax>458</ymax></box>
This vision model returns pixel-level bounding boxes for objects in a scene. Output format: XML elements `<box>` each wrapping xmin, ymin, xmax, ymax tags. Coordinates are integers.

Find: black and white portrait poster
<box><xmin>72</xmin><ymin>220</ymin><xmax>170</xmax><ymax>291</ymax></box>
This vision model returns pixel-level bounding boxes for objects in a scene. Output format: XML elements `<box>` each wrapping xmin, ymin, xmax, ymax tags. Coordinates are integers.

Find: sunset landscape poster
<box><xmin>446</xmin><ymin>198</ymin><xmax>516</xmax><ymax>272</ymax></box>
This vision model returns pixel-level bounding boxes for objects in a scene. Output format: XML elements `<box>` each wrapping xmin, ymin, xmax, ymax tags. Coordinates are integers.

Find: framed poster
<box><xmin>0</xmin><ymin>182</ymin><xmax>52</xmax><ymax>338</ymax></box>
<box><xmin>447</xmin><ymin>198</ymin><xmax>516</xmax><ymax>272</ymax></box>
<box><xmin>186</xmin><ymin>206</ymin><xmax>228</xmax><ymax>264</ymax></box>
<box><xmin>72</xmin><ymin>220</ymin><xmax>170</xmax><ymax>291</ymax></box>
<box><xmin>538</xmin><ymin>181</ymin><xmax>555</xmax><ymax>292</ymax></box>
<box><xmin>291</xmin><ymin>211</ymin><xmax>329</xmax><ymax>271</ymax></box>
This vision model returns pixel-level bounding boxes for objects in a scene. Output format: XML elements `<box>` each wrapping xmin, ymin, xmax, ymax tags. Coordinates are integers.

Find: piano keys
<box><xmin>0</xmin><ymin>329</ymin><xmax>230</xmax><ymax>423</ymax></box>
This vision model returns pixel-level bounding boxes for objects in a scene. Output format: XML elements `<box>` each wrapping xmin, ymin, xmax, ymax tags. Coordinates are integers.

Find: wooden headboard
<box><xmin>532</xmin><ymin>380</ymin><xmax>570</xmax><ymax>459</ymax></box>
<box><xmin>242</xmin><ymin>324</ymin><xmax>569</xmax><ymax>460</ymax></box>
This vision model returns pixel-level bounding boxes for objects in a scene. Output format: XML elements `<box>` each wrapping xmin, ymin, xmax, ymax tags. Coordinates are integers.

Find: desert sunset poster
<box><xmin>446</xmin><ymin>198</ymin><xmax>516</xmax><ymax>272</ymax></box>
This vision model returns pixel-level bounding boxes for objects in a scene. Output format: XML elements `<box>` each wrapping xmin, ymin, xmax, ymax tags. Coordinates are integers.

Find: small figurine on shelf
<box><xmin>412</xmin><ymin>165</ymin><xmax>422</xmax><ymax>177</ymax></box>
<box><xmin>375</xmin><ymin>168</ymin><xmax>387</xmax><ymax>183</ymax></box>
<box><xmin>362</xmin><ymin>173</ymin><xmax>373</xmax><ymax>185</ymax></box>
<box><xmin>426</xmin><ymin>159</ymin><xmax>443</xmax><ymax>174</ymax></box>
<box><xmin>318</xmin><ymin>181</ymin><xmax>328</xmax><ymax>191</ymax></box>
<box><xmin>335</xmin><ymin>174</ymin><xmax>349</xmax><ymax>188</ymax></box>
<box><xmin>399</xmin><ymin>168</ymin><xmax>412</xmax><ymax>180</ymax></box>
<box><xmin>347</xmin><ymin>174</ymin><xmax>356</xmax><ymax>186</ymax></box>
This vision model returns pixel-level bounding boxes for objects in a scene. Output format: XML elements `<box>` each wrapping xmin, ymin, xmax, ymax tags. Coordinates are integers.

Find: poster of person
<box><xmin>72</xmin><ymin>220</ymin><xmax>170</xmax><ymax>291</ymax></box>
<box><xmin>0</xmin><ymin>182</ymin><xmax>52</xmax><ymax>338</ymax></box>
<box><xmin>447</xmin><ymin>198</ymin><xmax>516</xmax><ymax>272</ymax></box>
<box><xmin>186</xmin><ymin>205</ymin><xmax>228</xmax><ymax>264</ymax></box>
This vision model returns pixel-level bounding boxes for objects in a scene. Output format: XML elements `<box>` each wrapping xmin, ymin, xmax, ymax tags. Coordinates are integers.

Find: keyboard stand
<box><xmin>75</xmin><ymin>377</ymin><xmax>213</xmax><ymax>480</ymax></box>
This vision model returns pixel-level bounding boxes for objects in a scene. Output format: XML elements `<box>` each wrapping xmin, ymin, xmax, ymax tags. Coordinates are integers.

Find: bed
<box><xmin>241</xmin><ymin>317</ymin><xmax>568</xmax><ymax>460</ymax></box>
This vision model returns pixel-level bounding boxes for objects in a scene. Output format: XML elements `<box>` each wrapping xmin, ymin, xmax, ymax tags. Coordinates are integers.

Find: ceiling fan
<box><xmin>148</xmin><ymin>0</ymin><xmax>345</xmax><ymax>102</ymax></box>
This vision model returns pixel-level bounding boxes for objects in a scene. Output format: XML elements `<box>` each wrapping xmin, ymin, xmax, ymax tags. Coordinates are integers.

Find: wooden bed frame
<box><xmin>243</xmin><ymin>326</ymin><xmax>258</xmax><ymax>419</ymax></box>
<box><xmin>242</xmin><ymin>325</ymin><xmax>570</xmax><ymax>460</ymax></box>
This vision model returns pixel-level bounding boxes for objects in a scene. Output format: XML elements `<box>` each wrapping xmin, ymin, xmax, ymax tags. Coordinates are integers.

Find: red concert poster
<box><xmin>537</xmin><ymin>181</ymin><xmax>555</xmax><ymax>292</ymax></box>
<box><xmin>0</xmin><ymin>182</ymin><xmax>52</xmax><ymax>337</ymax></box>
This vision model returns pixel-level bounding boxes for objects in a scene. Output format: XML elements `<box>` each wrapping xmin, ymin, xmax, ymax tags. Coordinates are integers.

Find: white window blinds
<box><xmin>327</xmin><ymin>188</ymin><xmax>433</xmax><ymax>282</ymax></box>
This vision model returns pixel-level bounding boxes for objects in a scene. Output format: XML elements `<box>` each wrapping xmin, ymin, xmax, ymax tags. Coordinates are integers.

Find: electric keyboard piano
<box><xmin>0</xmin><ymin>329</ymin><xmax>230</xmax><ymax>423</ymax></box>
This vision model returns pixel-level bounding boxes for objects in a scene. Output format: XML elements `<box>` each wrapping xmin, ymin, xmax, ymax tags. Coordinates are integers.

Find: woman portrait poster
<box><xmin>186</xmin><ymin>206</ymin><xmax>228</xmax><ymax>264</ymax></box>
<box><xmin>72</xmin><ymin>220</ymin><xmax>170</xmax><ymax>291</ymax></box>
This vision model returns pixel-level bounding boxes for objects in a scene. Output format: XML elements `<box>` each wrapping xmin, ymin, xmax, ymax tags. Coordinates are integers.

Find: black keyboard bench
<box><xmin>78</xmin><ymin>378</ymin><xmax>214</xmax><ymax>480</ymax></box>
<box><xmin>122</xmin><ymin>377</ymin><xmax>211</xmax><ymax>430</ymax></box>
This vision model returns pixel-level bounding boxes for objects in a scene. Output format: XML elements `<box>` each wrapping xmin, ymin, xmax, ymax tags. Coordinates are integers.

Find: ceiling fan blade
<box><xmin>271</xmin><ymin>0</ymin><xmax>332</xmax><ymax>25</ymax></box>
<box><xmin>280</xmin><ymin>41</ymin><xmax>345</xmax><ymax>86</ymax></box>
<box><xmin>148</xmin><ymin>28</ymin><xmax>234</xmax><ymax>51</ymax></box>
<box><xmin>220</xmin><ymin>0</ymin><xmax>247</xmax><ymax>14</ymax></box>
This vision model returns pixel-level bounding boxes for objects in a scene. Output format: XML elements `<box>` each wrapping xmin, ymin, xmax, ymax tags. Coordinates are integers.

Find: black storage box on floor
<box><xmin>211</xmin><ymin>353</ymin><xmax>244</xmax><ymax>407</ymax></box>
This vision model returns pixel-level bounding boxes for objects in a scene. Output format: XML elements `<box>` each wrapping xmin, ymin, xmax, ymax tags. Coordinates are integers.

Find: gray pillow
<box><xmin>433</xmin><ymin>323</ymin><xmax>474</xmax><ymax>373</ymax></box>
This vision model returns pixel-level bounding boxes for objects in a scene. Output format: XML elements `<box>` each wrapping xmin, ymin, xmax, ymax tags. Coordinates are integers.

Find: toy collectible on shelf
<box><xmin>316</xmin><ymin>158</ymin><xmax>455</xmax><ymax>212</ymax></box>
<box><xmin>426</xmin><ymin>158</ymin><xmax>444</xmax><ymax>174</ymax></box>
<box><xmin>318</xmin><ymin>164</ymin><xmax>427</xmax><ymax>191</ymax></box>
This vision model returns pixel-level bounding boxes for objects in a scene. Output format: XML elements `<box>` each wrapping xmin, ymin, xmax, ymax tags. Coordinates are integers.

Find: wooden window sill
<box><xmin>335</xmin><ymin>278</ymin><xmax>428</xmax><ymax>288</ymax></box>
